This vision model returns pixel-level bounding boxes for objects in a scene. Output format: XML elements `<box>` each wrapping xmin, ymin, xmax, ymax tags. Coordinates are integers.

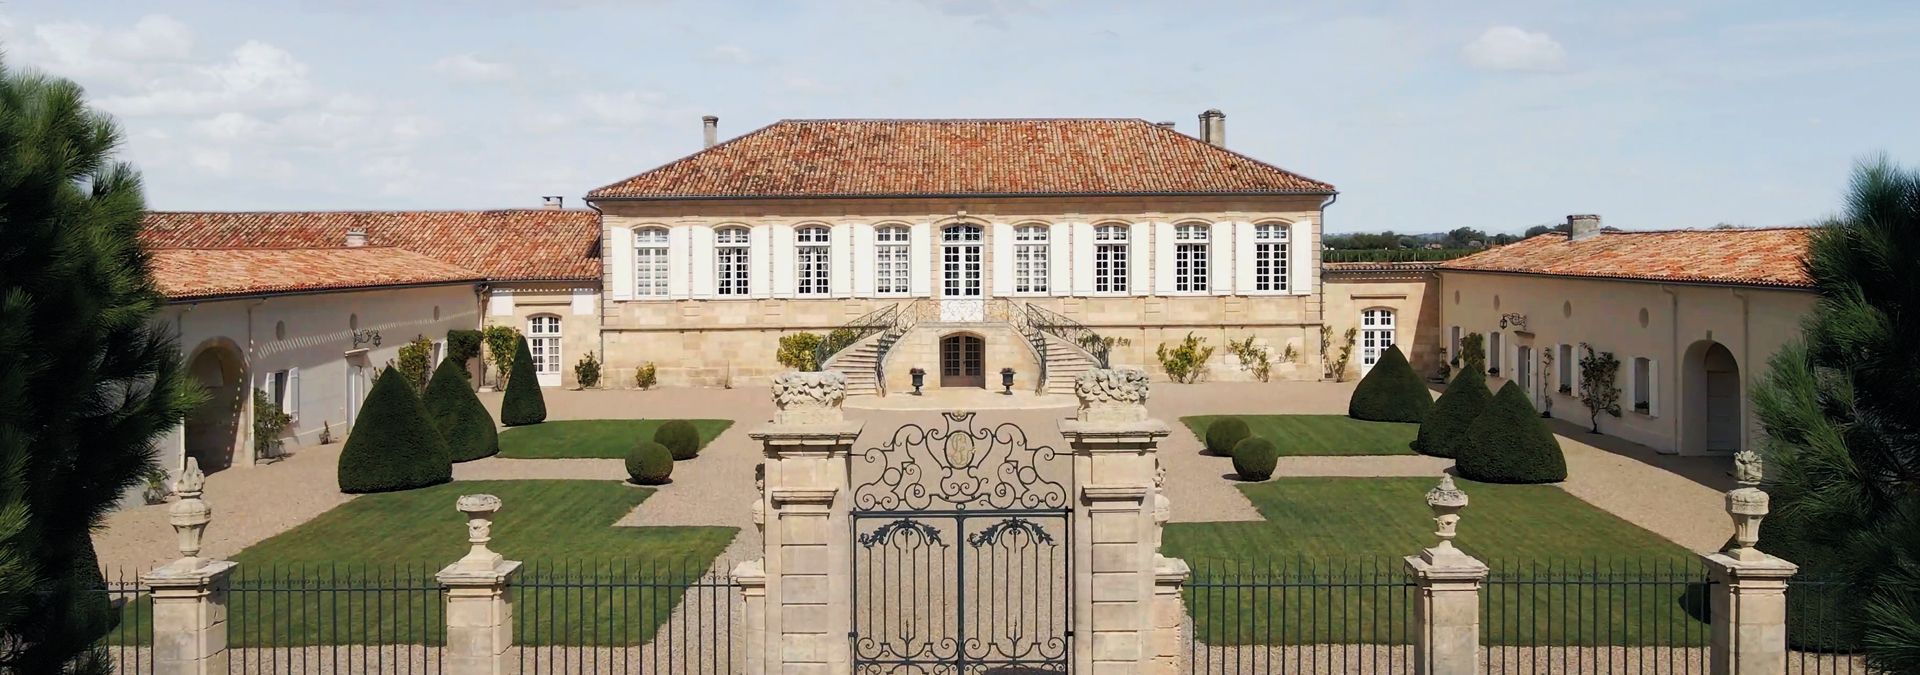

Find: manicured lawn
<box><xmin>1165</xmin><ymin>478</ymin><xmax>1705</xmax><ymax>646</ymax></box>
<box><xmin>1180</xmin><ymin>414</ymin><xmax>1418</xmax><ymax>456</ymax></box>
<box><xmin>113</xmin><ymin>480</ymin><xmax>736</xmax><ymax>647</ymax></box>
<box><xmin>497</xmin><ymin>419</ymin><xmax>733</xmax><ymax>459</ymax></box>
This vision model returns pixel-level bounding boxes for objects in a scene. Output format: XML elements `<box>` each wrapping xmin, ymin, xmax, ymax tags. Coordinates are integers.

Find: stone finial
<box><xmin>1723</xmin><ymin>450</ymin><xmax>1772</xmax><ymax>561</ymax></box>
<box><xmin>771</xmin><ymin>371</ymin><xmax>847</xmax><ymax>425</ymax></box>
<box><xmin>1423</xmin><ymin>475</ymin><xmax>1471</xmax><ymax>561</ymax></box>
<box><xmin>455</xmin><ymin>494</ymin><xmax>505</xmax><ymax>571</ymax></box>
<box><xmin>1732</xmin><ymin>449</ymin><xmax>1763</xmax><ymax>486</ymax></box>
<box><xmin>1073</xmin><ymin>368</ymin><xmax>1151</xmax><ymax>423</ymax></box>
<box><xmin>167</xmin><ymin>458</ymin><xmax>212</xmax><ymax>570</ymax></box>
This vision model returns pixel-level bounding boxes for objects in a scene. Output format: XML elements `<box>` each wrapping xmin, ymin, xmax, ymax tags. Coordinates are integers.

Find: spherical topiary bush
<box><xmin>654</xmin><ymin>420</ymin><xmax>702</xmax><ymax>460</ymax></box>
<box><xmin>626</xmin><ymin>440</ymin><xmax>674</xmax><ymax>485</ymax></box>
<box><xmin>1204</xmin><ymin>417</ymin><xmax>1251</xmax><ymax>456</ymax></box>
<box><xmin>1231</xmin><ymin>437</ymin><xmax>1279</xmax><ymax>481</ymax></box>
<box><xmin>1348</xmin><ymin>345</ymin><xmax>1433</xmax><ymax>423</ymax></box>
<box><xmin>1411</xmin><ymin>364</ymin><xmax>1491</xmax><ymax>458</ymax></box>
<box><xmin>1457</xmin><ymin>381</ymin><xmax>1568</xmax><ymax>484</ymax></box>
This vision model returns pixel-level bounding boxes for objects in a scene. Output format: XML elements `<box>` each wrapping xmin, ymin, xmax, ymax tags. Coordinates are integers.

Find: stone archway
<box><xmin>1682</xmin><ymin>340</ymin><xmax>1741</xmax><ymax>454</ymax></box>
<box><xmin>184</xmin><ymin>339</ymin><xmax>247</xmax><ymax>472</ymax></box>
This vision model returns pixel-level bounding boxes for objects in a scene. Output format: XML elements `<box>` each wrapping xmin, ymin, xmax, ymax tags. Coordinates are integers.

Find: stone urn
<box><xmin>1072</xmin><ymin>368</ymin><xmax>1151</xmax><ymax>423</ymax></box>
<box><xmin>771</xmin><ymin>371</ymin><xmax>848</xmax><ymax>425</ymax></box>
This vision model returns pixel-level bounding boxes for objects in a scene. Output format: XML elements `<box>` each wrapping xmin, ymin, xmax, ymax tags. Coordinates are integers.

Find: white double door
<box><xmin>940</xmin><ymin>227</ymin><xmax>984</xmax><ymax>321</ymax></box>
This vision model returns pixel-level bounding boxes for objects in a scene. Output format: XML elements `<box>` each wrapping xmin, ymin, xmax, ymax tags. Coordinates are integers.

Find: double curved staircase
<box><xmin>819</xmin><ymin>299</ymin><xmax>1105</xmax><ymax>398</ymax></box>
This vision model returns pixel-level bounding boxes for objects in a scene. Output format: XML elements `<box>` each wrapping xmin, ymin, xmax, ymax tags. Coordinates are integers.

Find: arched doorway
<box><xmin>1683</xmin><ymin>340</ymin><xmax>1741</xmax><ymax>454</ymax></box>
<box><xmin>940</xmin><ymin>333</ymin><xmax>985</xmax><ymax>388</ymax></box>
<box><xmin>184</xmin><ymin>340</ymin><xmax>247</xmax><ymax>472</ymax></box>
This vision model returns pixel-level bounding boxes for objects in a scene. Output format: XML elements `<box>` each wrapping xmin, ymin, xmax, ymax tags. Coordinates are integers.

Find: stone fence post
<box><xmin>1404</xmin><ymin>475</ymin><xmax>1489</xmax><ymax>675</ymax></box>
<box><xmin>1057</xmin><ymin>368</ymin><xmax>1174</xmax><ymax>675</ymax></box>
<box><xmin>437</xmin><ymin>494</ymin><xmax>521</xmax><ymax>675</ymax></box>
<box><xmin>746</xmin><ymin>371</ymin><xmax>863</xmax><ymax>675</ymax></box>
<box><xmin>1703</xmin><ymin>450</ymin><xmax>1797</xmax><ymax>675</ymax></box>
<box><xmin>142</xmin><ymin>458</ymin><xmax>239</xmax><ymax>675</ymax></box>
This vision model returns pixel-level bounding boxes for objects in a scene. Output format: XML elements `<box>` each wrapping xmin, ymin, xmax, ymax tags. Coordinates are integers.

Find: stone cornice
<box><xmin>770</xmin><ymin>487</ymin><xmax>839</xmax><ymax>507</ymax></box>
<box><xmin>1081</xmin><ymin>484</ymin><xmax>1150</xmax><ymax>503</ymax></box>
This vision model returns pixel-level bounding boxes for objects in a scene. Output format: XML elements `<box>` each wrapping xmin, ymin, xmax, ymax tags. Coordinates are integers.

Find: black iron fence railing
<box><xmin>812</xmin><ymin>303</ymin><xmax>901</xmax><ymax>371</ymax></box>
<box><xmin>97</xmin><ymin>569</ymin><xmax>153</xmax><ymax>675</ymax></box>
<box><xmin>1185</xmin><ymin>558</ymin><xmax>1416</xmax><ymax>674</ymax></box>
<box><xmin>1784</xmin><ymin>577</ymin><xmax>1874</xmax><ymax>675</ymax></box>
<box><xmin>511</xmin><ymin>559</ymin><xmax>742</xmax><ymax>675</ymax></box>
<box><xmin>1479</xmin><ymin>557</ymin><xmax>1712</xmax><ymax>674</ymax></box>
<box><xmin>1024</xmin><ymin>303</ymin><xmax>1111</xmax><ymax>369</ymax></box>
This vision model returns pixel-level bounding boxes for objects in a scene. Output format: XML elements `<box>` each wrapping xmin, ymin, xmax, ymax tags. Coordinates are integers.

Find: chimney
<box><xmin>1198</xmin><ymin>109</ymin><xmax>1226</xmax><ymax>147</ymax></box>
<box><xmin>702</xmin><ymin>115</ymin><xmax>719</xmax><ymax>148</ymax></box>
<box><xmin>542</xmin><ymin>195</ymin><xmax>564</xmax><ymax>210</ymax></box>
<box><xmin>1154</xmin><ymin>121</ymin><xmax>1177</xmax><ymax>130</ymax></box>
<box><xmin>1568</xmin><ymin>214</ymin><xmax>1602</xmax><ymax>241</ymax></box>
<box><xmin>344</xmin><ymin>228</ymin><xmax>368</xmax><ymax>247</ymax></box>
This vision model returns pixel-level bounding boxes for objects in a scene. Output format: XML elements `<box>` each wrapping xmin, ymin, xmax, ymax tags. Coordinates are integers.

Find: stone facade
<box><xmin>483</xmin><ymin>281</ymin><xmax>601</xmax><ymax>389</ymax></box>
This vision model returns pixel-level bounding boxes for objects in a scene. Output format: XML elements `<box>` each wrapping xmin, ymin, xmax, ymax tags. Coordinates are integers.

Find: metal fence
<box><xmin>1479</xmin><ymin>557</ymin><xmax>1712</xmax><ymax>674</ymax></box>
<box><xmin>100</xmin><ymin>569</ymin><xmax>153</xmax><ymax>675</ymax></box>
<box><xmin>1185</xmin><ymin>558</ymin><xmax>1416</xmax><ymax>674</ymax></box>
<box><xmin>1783</xmin><ymin>577</ymin><xmax>1872</xmax><ymax>674</ymax></box>
<box><xmin>510</xmin><ymin>559</ymin><xmax>743</xmax><ymax>675</ymax></box>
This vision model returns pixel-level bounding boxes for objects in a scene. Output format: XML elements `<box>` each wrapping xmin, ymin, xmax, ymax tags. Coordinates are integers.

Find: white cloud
<box><xmin>703</xmin><ymin>45</ymin><xmax>754</xmax><ymax>65</ymax></box>
<box><xmin>432</xmin><ymin>53</ymin><xmax>515</xmax><ymax>83</ymax></box>
<box><xmin>1462</xmin><ymin>26</ymin><xmax>1566</xmax><ymax>72</ymax></box>
<box><xmin>99</xmin><ymin>40</ymin><xmax>316</xmax><ymax>116</ymax></box>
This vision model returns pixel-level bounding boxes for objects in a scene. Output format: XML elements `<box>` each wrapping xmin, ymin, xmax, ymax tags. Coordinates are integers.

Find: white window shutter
<box><xmin>1572</xmin><ymin>346</ymin><xmax>1582</xmax><ymax>394</ymax></box>
<box><xmin>770</xmin><ymin>224</ymin><xmax>796</xmax><ymax>297</ymax></box>
<box><xmin>1234</xmin><ymin>221</ymin><xmax>1258</xmax><ymax>293</ymax></box>
<box><xmin>830</xmin><ymin>224</ymin><xmax>853</xmax><ymax>298</ymax></box>
<box><xmin>1049</xmin><ymin>222</ymin><xmax>1072</xmax><ymax>296</ymax></box>
<box><xmin>991</xmin><ymin>222</ymin><xmax>1014</xmax><ymax>296</ymax></box>
<box><xmin>667</xmin><ymin>225</ymin><xmax>691</xmax><ymax>299</ymax></box>
<box><xmin>690</xmin><ymin>226</ymin><xmax>716</xmax><ymax>299</ymax></box>
<box><xmin>607</xmin><ymin>226</ymin><xmax>634</xmax><ymax>300</ymax></box>
<box><xmin>489</xmin><ymin>289</ymin><xmax>514</xmax><ymax>316</ymax></box>
<box><xmin>1291</xmin><ymin>219</ymin><xmax>1316</xmax><ymax>296</ymax></box>
<box><xmin>571</xmin><ymin>289</ymin><xmax>596</xmax><ymax>315</ymax></box>
<box><xmin>851</xmin><ymin>223</ymin><xmax>876</xmax><ymax>296</ymax></box>
<box><xmin>1071</xmin><ymin>222</ymin><xmax>1095</xmax><ymax>295</ymax></box>
<box><xmin>1211</xmin><ymin>221</ymin><xmax>1235</xmax><ymax>295</ymax></box>
<box><xmin>1649</xmin><ymin>359</ymin><xmax>1660</xmax><ymax>417</ymax></box>
<box><xmin>1131</xmin><ymin>221</ymin><xmax>1154</xmax><ymax>296</ymax></box>
<box><xmin>747</xmin><ymin>225</ymin><xmax>771</xmax><ymax>298</ymax></box>
<box><xmin>286</xmin><ymin>367</ymin><xmax>300</xmax><ymax>423</ymax></box>
<box><xmin>1152</xmin><ymin>221</ymin><xmax>1175</xmax><ymax>295</ymax></box>
<box><xmin>909</xmin><ymin>223</ymin><xmax>933</xmax><ymax>297</ymax></box>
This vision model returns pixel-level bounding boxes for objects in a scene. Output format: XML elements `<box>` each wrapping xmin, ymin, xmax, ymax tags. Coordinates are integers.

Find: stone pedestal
<box><xmin>1405</xmin><ymin>553</ymin><xmax>1489</xmax><ymax>675</ymax></box>
<box><xmin>750</xmin><ymin>371</ymin><xmax>863</xmax><ymax>675</ymax></box>
<box><xmin>732</xmin><ymin>560</ymin><xmax>769</xmax><ymax>675</ymax></box>
<box><xmin>1059</xmin><ymin>368</ymin><xmax>1173</xmax><ymax>675</ymax></box>
<box><xmin>438</xmin><ymin>561</ymin><xmax>522</xmax><ymax>675</ymax></box>
<box><xmin>1149</xmin><ymin>555</ymin><xmax>1191</xmax><ymax>675</ymax></box>
<box><xmin>144</xmin><ymin>560</ymin><xmax>239</xmax><ymax>675</ymax></box>
<box><xmin>1703</xmin><ymin>551</ymin><xmax>1797</xmax><ymax>675</ymax></box>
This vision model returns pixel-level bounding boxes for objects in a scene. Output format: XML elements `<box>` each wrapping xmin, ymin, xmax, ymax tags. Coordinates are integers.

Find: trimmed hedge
<box><xmin>1231</xmin><ymin>437</ymin><xmax>1278</xmax><ymax>481</ymax></box>
<box><xmin>625</xmin><ymin>440</ymin><xmax>674</xmax><ymax>485</ymax></box>
<box><xmin>1411</xmin><ymin>364</ymin><xmax>1491</xmax><ymax>458</ymax></box>
<box><xmin>1348</xmin><ymin>345</ymin><xmax>1432</xmax><ymax>423</ymax></box>
<box><xmin>338</xmin><ymin>365</ymin><xmax>453</xmax><ymax>493</ymax></box>
<box><xmin>446</xmin><ymin>329</ymin><xmax>482</xmax><ymax>378</ymax></box>
<box><xmin>654</xmin><ymin>420</ymin><xmax>701</xmax><ymax>460</ymax></box>
<box><xmin>501</xmin><ymin>336</ymin><xmax>547</xmax><ymax>426</ymax></box>
<box><xmin>1457</xmin><ymin>381</ymin><xmax>1568</xmax><ymax>484</ymax></box>
<box><xmin>1204</xmin><ymin>417</ymin><xmax>1251</xmax><ymax>456</ymax></box>
<box><xmin>423</xmin><ymin>356</ymin><xmax>499</xmax><ymax>462</ymax></box>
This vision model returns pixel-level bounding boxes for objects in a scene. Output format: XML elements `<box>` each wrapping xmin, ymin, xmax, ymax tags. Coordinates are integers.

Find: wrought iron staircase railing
<box><xmin>1024</xmin><ymin>303</ymin><xmax>1113</xmax><ymax>369</ymax></box>
<box><xmin>997</xmin><ymin>300</ymin><xmax>1050</xmax><ymax>392</ymax></box>
<box><xmin>814</xmin><ymin>303</ymin><xmax>900</xmax><ymax>369</ymax></box>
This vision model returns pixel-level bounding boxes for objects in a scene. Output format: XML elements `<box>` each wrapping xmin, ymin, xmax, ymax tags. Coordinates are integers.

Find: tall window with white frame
<box><xmin>1254</xmin><ymin>223</ymin><xmax>1290</xmax><ymax>291</ymax></box>
<box><xmin>796</xmin><ymin>226</ymin><xmax>831</xmax><ymax>295</ymax></box>
<box><xmin>875</xmin><ymin>226</ymin><xmax>910</xmax><ymax>295</ymax></box>
<box><xmin>527</xmin><ymin>314</ymin><xmax>562</xmax><ymax>385</ymax></box>
<box><xmin>715</xmin><ymin>227</ymin><xmax>750</xmax><ymax>296</ymax></box>
<box><xmin>1014</xmin><ymin>225</ymin><xmax>1048</xmax><ymax>294</ymax></box>
<box><xmin>1557</xmin><ymin>344</ymin><xmax>1575</xmax><ymax>393</ymax></box>
<box><xmin>1360</xmin><ymin>308</ymin><xmax>1396</xmax><ymax>372</ymax></box>
<box><xmin>1174</xmin><ymin>224</ymin><xmax>1210</xmax><ymax>292</ymax></box>
<box><xmin>1093</xmin><ymin>224</ymin><xmax>1129</xmax><ymax>293</ymax></box>
<box><xmin>634</xmin><ymin>228</ymin><xmax>669</xmax><ymax>298</ymax></box>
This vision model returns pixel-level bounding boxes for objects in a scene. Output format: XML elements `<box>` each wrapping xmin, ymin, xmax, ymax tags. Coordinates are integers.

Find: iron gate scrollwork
<box><xmin>851</xmin><ymin>412</ymin><xmax>1072</xmax><ymax>674</ymax></box>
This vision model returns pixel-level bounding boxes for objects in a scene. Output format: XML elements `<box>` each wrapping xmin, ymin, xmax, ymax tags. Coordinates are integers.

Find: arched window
<box><xmin>1253</xmin><ymin>222</ymin><xmax>1290</xmax><ymax>291</ymax></box>
<box><xmin>1093</xmin><ymin>224</ymin><xmax>1129</xmax><ymax>293</ymax></box>
<box><xmin>875</xmin><ymin>225</ymin><xmax>910</xmax><ymax>295</ymax></box>
<box><xmin>1360</xmin><ymin>308</ymin><xmax>1396</xmax><ymax>372</ymax></box>
<box><xmin>527</xmin><ymin>314</ymin><xmax>562</xmax><ymax>385</ymax></box>
<box><xmin>634</xmin><ymin>227</ymin><xmax>669</xmax><ymax>298</ymax></box>
<box><xmin>1174</xmin><ymin>223</ymin><xmax>1210</xmax><ymax>292</ymax></box>
<box><xmin>1014</xmin><ymin>224</ymin><xmax>1049</xmax><ymax>294</ymax></box>
<box><xmin>796</xmin><ymin>226</ymin><xmax>831</xmax><ymax>295</ymax></box>
<box><xmin>715</xmin><ymin>227</ymin><xmax>750</xmax><ymax>296</ymax></box>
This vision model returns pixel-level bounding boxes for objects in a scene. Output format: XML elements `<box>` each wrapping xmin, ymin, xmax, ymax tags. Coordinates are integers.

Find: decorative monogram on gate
<box><xmin>852</xmin><ymin>412</ymin><xmax>1069</xmax><ymax>511</ymax></box>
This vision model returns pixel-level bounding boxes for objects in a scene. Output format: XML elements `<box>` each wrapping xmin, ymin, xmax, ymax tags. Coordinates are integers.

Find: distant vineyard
<box><xmin>1322</xmin><ymin>248</ymin><xmax>1478</xmax><ymax>262</ymax></box>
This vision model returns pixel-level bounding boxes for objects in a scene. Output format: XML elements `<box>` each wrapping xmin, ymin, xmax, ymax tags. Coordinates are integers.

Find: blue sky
<box><xmin>5</xmin><ymin>0</ymin><xmax>1916</xmax><ymax>233</ymax></box>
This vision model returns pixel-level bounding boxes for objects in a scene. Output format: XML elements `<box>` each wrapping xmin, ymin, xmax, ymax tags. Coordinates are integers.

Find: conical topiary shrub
<box><xmin>1348</xmin><ymin>345</ymin><xmax>1433</xmax><ymax>423</ymax></box>
<box><xmin>1232</xmin><ymin>437</ymin><xmax>1278</xmax><ymax>481</ymax></box>
<box><xmin>655</xmin><ymin>420</ymin><xmax>701</xmax><ymax>461</ymax></box>
<box><xmin>1411</xmin><ymin>363</ymin><xmax>1491</xmax><ymax>458</ymax></box>
<box><xmin>1204</xmin><ymin>417</ymin><xmax>1251</xmax><ymax>456</ymax></box>
<box><xmin>501</xmin><ymin>336</ymin><xmax>547</xmax><ymax>426</ymax></box>
<box><xmin>423</xmin><ymin>356</ymin><xmax>499</xmax><ymax>462</ymax></box>
<box><xmin>626</xmin><ymin>440</ymin><xmax>674</xmax><ymax>485</ymax></box>
<box><xmin>338</xmin><ymin>365</ymin><xmax>453</xmax><ymax>493</ymax></box>
<box><xmin>1457</xmin><ymin>381</ymin><xmax>1568</xmax><ymax>484</ymax></box>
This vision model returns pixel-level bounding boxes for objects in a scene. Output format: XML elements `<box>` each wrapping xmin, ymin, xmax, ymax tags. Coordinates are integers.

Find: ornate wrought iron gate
<box><xmin>850</xmin><ymin>412</ymin><xmax>1073</xmax><ymax>674</ymax></box>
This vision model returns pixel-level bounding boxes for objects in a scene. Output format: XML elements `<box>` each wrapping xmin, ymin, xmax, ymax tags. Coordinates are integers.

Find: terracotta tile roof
<box><xmin>588</xmin><ymin>118</ymin><xmax>1335</xmax><ymax>200</ymax></box>
<box><xmin>141</xmin><ymin>209</ymin><xmax>601</xmax><ymax>282</ymax></box>
<box><xmin>150</xmin><ymin>247</ymin><xmax>483</xmax><ymax>301</ymax></box>
<box><xmin>1438</xmin><ymin>228</ymin><xmax>1814</xmax><ymax>288</ymax></box>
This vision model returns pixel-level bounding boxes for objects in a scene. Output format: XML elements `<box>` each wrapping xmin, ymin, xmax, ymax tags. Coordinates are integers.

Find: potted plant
<box><xmin>140</xmin><ymin>467</ymin><xmax>171</xmax><ymax>505</ymax></box>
